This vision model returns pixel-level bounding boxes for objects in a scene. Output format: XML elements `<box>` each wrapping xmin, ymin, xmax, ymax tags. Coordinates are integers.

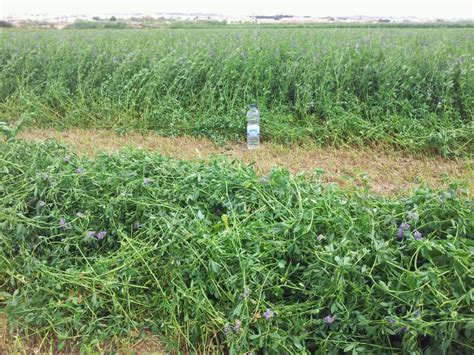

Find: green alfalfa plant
<box><xmin>0</xmin><ymin>115</ymin><xmax>26</xmax><ymax>141</ymax></box>
<box><xmin>1</xmin><ymin>141</ymin><xmax>472</xmax><ymax>353</ymax></box>
<box><xmin>1</xmin><ymin>29</ymin><xmax>472</xmax><ymax>156</ymax></box>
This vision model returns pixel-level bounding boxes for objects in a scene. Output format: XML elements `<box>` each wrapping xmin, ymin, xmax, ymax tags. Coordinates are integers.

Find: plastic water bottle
<box><xmin>246</xmin><ymin>104</ymin><xmax>260</xmax><ymax>149</ymax></box>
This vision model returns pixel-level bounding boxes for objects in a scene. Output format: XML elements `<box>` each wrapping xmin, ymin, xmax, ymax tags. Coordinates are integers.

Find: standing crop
<box><xmin>0</xmin><ymin>28</ymin><xmax>473</xmax><ymax>155</ymax></box>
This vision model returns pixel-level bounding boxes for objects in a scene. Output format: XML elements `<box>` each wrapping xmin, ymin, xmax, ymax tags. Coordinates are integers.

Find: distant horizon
<box><xmin>3</xmin><ymin>11</ymin><xmax>473</xmax><ymax>22</ymax></box>
<box><xmin>2</xmin><ymin>0</ymin><xmax>473</xmax><ymax>20</ymax></box>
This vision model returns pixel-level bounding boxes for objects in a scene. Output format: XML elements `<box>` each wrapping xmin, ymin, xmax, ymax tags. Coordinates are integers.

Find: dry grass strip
<box><xmin>19</xmin><ymin>129</ymin><xmax>472</xmax><ymax>196</ymax></box>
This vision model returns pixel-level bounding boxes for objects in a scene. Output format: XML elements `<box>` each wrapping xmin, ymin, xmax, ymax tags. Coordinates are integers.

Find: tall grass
<box><xmin>0</xmin><ymin>141</ymin><xmax>473</xmax><ymax>352</ymax></box>
<box><xmin>0</xmin><ymin>28</ymin><xmax>473</xmax><ymax>155</ymax></box>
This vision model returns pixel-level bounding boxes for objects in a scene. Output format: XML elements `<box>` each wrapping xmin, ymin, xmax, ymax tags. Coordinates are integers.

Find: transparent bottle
<box><xmin>246</xmin><ymin>104</ymin><xmax>260</xmax><ymax>149</ymax></box>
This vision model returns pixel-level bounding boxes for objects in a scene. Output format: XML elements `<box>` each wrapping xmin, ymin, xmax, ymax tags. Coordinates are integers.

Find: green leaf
<box><xmin>210</xmin><ymin>260</ymin><xmax>220</xmax><ymax>273</ymax></box>
<box><xmin>0</xmin><ymin>291</ymin><xmax>12</xmax><ymax>300</ymax></box>
<box><xmin>233</xmin><ymin>303</ymin><xmax>243</xmax><ymax>317</ymax></box>
<box><xmin>343</xmin><ymin>343</ymin><xmax>356</xmax><ymax>352</ymax></box>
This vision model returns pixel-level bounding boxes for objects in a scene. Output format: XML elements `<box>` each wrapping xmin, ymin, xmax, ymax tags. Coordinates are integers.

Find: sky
<box><xmin>1</xmin><ymin>0</ymin><xmax>473</xmax><ymax>19</ymax></box>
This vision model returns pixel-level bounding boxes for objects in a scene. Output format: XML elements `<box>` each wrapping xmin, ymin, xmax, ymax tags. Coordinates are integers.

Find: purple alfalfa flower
<box><xmin>388</xmin><ymin>318</ymin><xmax>396</xmax><ymax>325</ymax></box>
<box><xmin>143</xmin><ymin>178</ymin><xmax>152</xmax><ymax>185</ymax></box>
<box><xmin>223</xmin><ymin>323</ymin><xmax>233</xmax><ymax>336</ymax></box>
<box><xmin>413</xmin><ymin>308</ymin><xmax>421</xmax><ymax>317</ymax></box>
<box><xmin>400</xmin><ymin>326</ymin><xmax>408</xmax><ymax>335</ymax></box>
<box><xmin>263</xmin><ymin>309</ymin><xmax>275</xmax><ymax>320</ymax></box>
<box><xmin>87</xmin><ymin>231</ymin><xmax>96</xmax><ymax>238</ymax></box>
<box><xmin>59</xmin><ymin>218</ymin><xmax>71</xmax><ymax>230</ymax></box>
<box><xmin>63</xmin><ymin>155</ymin><xmax>70</xmax><ymax>163</ymax></box>
<box><xmin>233</xmin><ymin>319</ymin><xmax>241</xmax><ymax>332</ymax></box>
<box><xmin>96</xmin><ymin>230</ymin><xmax>107</xmax><ymax>240</ymax></box>
<box><xmin>400</xmin><ymin>222</ymin><xmax>410</xmax><ymax>230</ymax></box>
<box><xmin>397</xmin><ymin>222</ymin><xmax>410</xmax><ymax>239</ymax></box>
<box><xmin>75</xmin><ymin>167</ymin><xmax>85</xmax><ymax>174</ymax></box>
<box><xmin>397</xmin><ymin>227</ymin><xmax>404</xmax><ymax>239</ymax></box>
<box><xmin>323</xmin><ymin>314</ymin><xmax>336</xmax><ymax>325</ymax></box>
<box><xmin>413</xmin><ymin>230</ymin><xmax>423</xmax><ymax>240</ymax></box>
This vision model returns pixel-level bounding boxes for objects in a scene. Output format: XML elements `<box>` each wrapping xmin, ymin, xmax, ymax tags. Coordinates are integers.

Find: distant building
<box><xmin>254</xmin><ymin>15</ymin><xmax>294</xmax><ymax>23</ymax></box>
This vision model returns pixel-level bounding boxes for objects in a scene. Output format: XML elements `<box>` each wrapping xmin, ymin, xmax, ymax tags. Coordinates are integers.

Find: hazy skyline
<box><xmin>2</xmin><ymin>0</ymin><xmax>473</xmax><ymax>19</ymax></box>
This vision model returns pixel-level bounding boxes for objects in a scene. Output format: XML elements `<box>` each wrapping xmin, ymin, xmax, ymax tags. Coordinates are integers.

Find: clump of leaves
<box><xmin>0</xmin><ymin>141</ymin><xmax>472</xmax><ymax>353</ymax></box>
<box><xmin>0</xmin><ymin>115</ymin><xmax>26</xmax><ymax>141</ymax></box>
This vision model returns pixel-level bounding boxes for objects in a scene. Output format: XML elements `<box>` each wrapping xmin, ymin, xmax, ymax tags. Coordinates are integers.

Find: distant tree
<box><xmin>0</xmin><ymin>20</ymin><xmax>13</xmax><ymax>27</ymax></box>
<box><xmin>104</xmin><ymin>21</ymin><xmax>127</xmax><ymax>29</ymax></box>
<box><xmin>110</xmin><ymin>16</ymin><xmax>117</xmax><ymax>21</ymax></box>
<box><xmin>92</xmin><ymin>16</ymin><xmax>101</xmax><ymax>21</ymax></box>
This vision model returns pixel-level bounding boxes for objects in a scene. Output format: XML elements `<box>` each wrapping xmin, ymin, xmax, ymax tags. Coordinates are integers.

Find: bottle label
<box><xmin>247</xmin><ymin>124</ymin><xmax>259</xmax><ymax>137</ymax></box>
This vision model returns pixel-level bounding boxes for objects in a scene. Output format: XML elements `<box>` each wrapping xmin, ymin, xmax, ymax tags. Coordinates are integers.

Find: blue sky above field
<box><xmin>1</xmin><ymin>0</ymin><xmax>473</xmax><ymax>19</ymax></box>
